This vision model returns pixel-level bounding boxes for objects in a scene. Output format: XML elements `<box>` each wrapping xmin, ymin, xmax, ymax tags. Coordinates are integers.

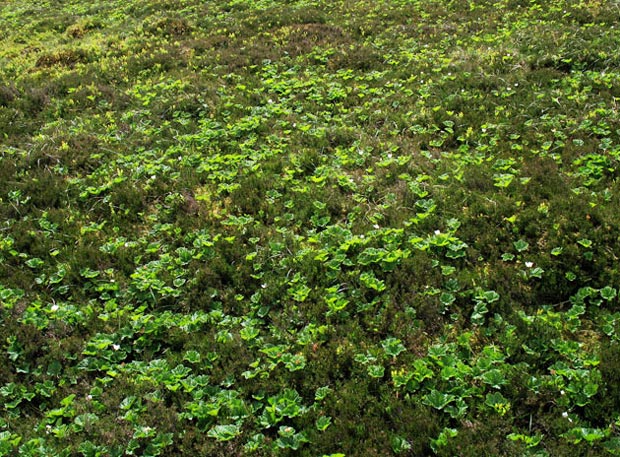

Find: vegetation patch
<box><xmin>2</xmin><ymin>0</ymin><xmax>620</xmax><ymax>455</ymax></box>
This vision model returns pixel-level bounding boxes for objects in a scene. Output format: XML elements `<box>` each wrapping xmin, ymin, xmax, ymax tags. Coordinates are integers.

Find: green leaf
<box><xmin>446</xmin><ymin>241</ymin><xmax>468</xmax><ymax>259</ymax></box>
<box><xmin>480</xmin><ymin>369</ymin><xmax>507</xmax><ymax>388</ymax></box>
<box><xmin>601</xmin><ymin>286</ymin><xmax>617</xmax><ymax>301</ymax></box>
<box><xmin>577</xmin><ymin>239</ymin><xmax>592</xmax><ymax>248</ymax></box>
<box><xmin>315</xmin><ymin>386</ymin><xmax>332</xmax><ymax>401</ymax></box>
<box><xmin>244</xmin><ymin>434</ymin><xmax>266</xmax><ymax>452</ymax></box>
<box><xmin>583</xmin><ymin>382</ymin><xmax>598</xmax><ymax>398</ymax></box>
<box><xmin>551</xmin><ymin>247</ymin><xmax>563</xmax><ymax>256</ymax></box>
<box><xmin>430</xmin><ymin>427</ymin><xmax>458</xmax><ymax>453</ymax></box>
<box><xmin>61</xmin><ymin>394</ymin><xmax>76</xmax><ymax>407</ymax></box>
<box><xmin>413</xmin><ymin>358</ymin><xmax>434</xmax><ymax>382</ymax></box>
<box><xmin>25</xmin><ymin>258</ymin><xmax>44</xmax><ymax>268</ymax></box>
<box><xmin>507</xmin><ymin>432</ymin><xmax>542</xmax><ymax>448</ymax></box>
<box><xmin>424</xmin><ymin>390</ymin><xmax>455</xmax><ymax>410</ymax></box>
<box><xmin>315</xmin><ymin>416</ymin><xmax>332</xmax><ymax>431</ymax></box>
<box><xmin>494</xmin><ymin>173</ymin><xmax>515</xmax><ymax>188</ymax></box>
<box><xmin>513</xmin><ymin>239</ymin><xmax>529</xmax><ymax>252</ymax></box>
<box><xmin>176</xmin><ymin>247</ymin><xmax>195</xmax><ymax>265</ymax></box>
<box><xmin>276</xmin><ymin>426</ymin><xmax>308</xmax><ymax>450</ymax></box>
<box><xmin>367</xmin><ymin>365</ymin><xmax>385</xmax><ymax>378</ymax></box>
<box><xmin>471</xmin><ymin>301</ymin><xmax>488</xmax><ymax>325</ymax></box>
<box><xmin>485</xmin><ymin>392</ymin><xmax>510</xmax><ymax>415</ymax></box>
<box><xmin>0</xmin><ymin>431</ymin><xmax>21</xmax><ymax>451</ymax></box>
<box><xmin>530</xmin><ymin>267</ymin><xmax>544</xmax><ymax>278</ymax></box>
<box><xmin>391</xmin><ymin>435</ymin><xmax>412</xmax><ymax>453</ymax></box>
<box><xmin>564</xmin><ymin>427</ymin><xmax>607</xmax><ymax>444</ymax></box>
<box><xmin>149</xmin><ymin>432</ymin><xmax>173</xmax><ymax>452</ymax></box>
<box><xmin>445</xmin><ymin>398</ymin><xmax>468</xmax><ymax>419</ymax></box>
<box><xmin>360</xmin><ymin>271</ymin><xmax>386</xmax><ymax>292</ymax></box>
<box><xmin>73</xmin><ymin>413</ymin><xmax>99</xmax><ymax>431</ymax></box>
<box><xmin>240</xmin><ymin>326</ymin><xmax>260</xmax><ymax>341</ymax></box>
<box><xmin>357</xmin><ymin>248</ymin><xmax>385</xmax><ymax>266</ymax></box>
<box><xmin>183</xmin><ymin>350</ymin><xmax>201</xmax><ymax>364</ymax></box>
<box><xmin>440</xmin><ymin>292</ymin><xmax>456</xmax><ymax>307</ymax></box>
<box><xmin>282</xmin><ymin>353</ymin><xmax>306</xmax><ymax>372</ymax></box>
<box><xmin>207</xmin><ymin>424</ymin><xmax>241</xmax><ymax>441</ymax></box>
<box><xmin>441</xmin><ymin>265</ymin><xmax>456</xmax><ymax>275</ymax></box>
<box><xmin>381</xmin><ymin>337</ymin><xmax>406</xmax><ymax>358</ymax></box>
<box><xmin>6</xmin><ymin>336</ymin><xmax>22</xmax><ymax>362</ymax></box>
<box><xmin>483</xmin><ymin>290</ymin><xmax>500</xmax><ymax>303</ymax></box>
<box><xmin>119</xmin><ymin>396</ymin><xmax>138</xmax><ymax>411</ymax></box>
<box><xmin>289</xmin><ymin>284</ymin><xmax>311</xmax><ymax>302</ymax></box>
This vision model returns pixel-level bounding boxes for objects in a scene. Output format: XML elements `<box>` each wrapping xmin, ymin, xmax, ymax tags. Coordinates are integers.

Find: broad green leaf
<box><xmin>381</xmin><ymin>337</ymin><xmax>406</xmax><ymax>358</ymax></box>
<box><xmin>316</xmin><ymin>416</ymin><xmax>332</xmax><ymax>431</ymax></box>
<box><xmin>207</xmin><ymin>424</ymin><xmax>241</xmax><ymax>441</ymax></box>
<box><xmin>601</xmin><ymin>286</ymin><xmax>617</xmax><ymax>301</ymax></box>
<box><xmin>367</xmin><ymin>365</ymin><xmax>385</xmax><ymax>378</ymax></box>
<box><xmin>424</xmin><ymin>390</ymin><xmax>455</xmax><ymax>410</ymax></box>
<box><xmin>513</xmin><ymin>239</ymin><xmax>529</xmax><ymax>252</ymax></box>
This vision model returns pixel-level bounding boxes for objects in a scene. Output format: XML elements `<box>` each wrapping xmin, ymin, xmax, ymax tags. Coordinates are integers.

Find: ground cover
<box><xmin>1</xmin><ymin>0</ymin><xmax>620</xmax><ymax>455</ymax></box>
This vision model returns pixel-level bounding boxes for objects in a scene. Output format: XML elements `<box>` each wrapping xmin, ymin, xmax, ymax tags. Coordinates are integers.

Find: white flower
<box><xmin>112</xmin><ymin>344</ymin><xmax>120</xmax><ymax>351</ymax></box>
<box><xmin>434</xmin><ymin>230</ymin><xmax>441</xmax><ymax>235</ymax></box>
<box><xmin>562</xmin><ymin>411</ymin><xmax>568</xmax><ymax>418</ymax></box>
<box><xmin>50</xmin><ymin>304</ymin><xmax>59</xmax><ymax>312</ymax></box>
<box><xmin>525</xmin><ymin>262</ymin><xmax>534</xmax><ymax>268</ymax></box>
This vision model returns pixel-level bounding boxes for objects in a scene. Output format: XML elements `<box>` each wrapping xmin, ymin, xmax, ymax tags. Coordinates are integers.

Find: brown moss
<box><xmin>278</xmin><ymin>23</ymin><xmax>347</xmax><ymax>58</ymax></box>
<box><xmin>35</xmin><ymin>48</ymin><xmax>89</xmax><ymax>68</ymax></box>
<box><xmin>65</xmin><ymin>20</ymin><xmax>101</xmax><ymax>39</ymax></box>
<box><xmin>143</xmin><ymin>16</ymin><xmax>193</xmax><ymax>37</ymax></box>
<box><xmin>0</xmin><ymin>84</ymin><xmax>18</xmax><ymax>106</ymax></box>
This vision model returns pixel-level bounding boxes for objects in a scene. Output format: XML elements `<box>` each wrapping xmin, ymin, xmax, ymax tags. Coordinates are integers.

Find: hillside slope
<box><xmin>1</xmin><ymin>0</ymin><xmax>620</xmax><ymax>455</ymax></box>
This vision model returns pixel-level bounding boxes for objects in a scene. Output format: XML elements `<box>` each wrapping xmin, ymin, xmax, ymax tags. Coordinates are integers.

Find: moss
<box><xmin>143</xmin><ymin>16</ymin><xmax>193</xmax><ymax>37</ymax></box>
<box><xmin>437</xmin><ymin>414</ymin><xmax>521</xmax><ymax>457</ymax></box>
<box><xmin>35</xmin><ymin>48</ymin><xmax>90</xmax><ymax>69</ymax></box>
<box><xmin>592</xmin><ymin>341</ymin><xmax>620</xmax><ymax>424</ymax></box>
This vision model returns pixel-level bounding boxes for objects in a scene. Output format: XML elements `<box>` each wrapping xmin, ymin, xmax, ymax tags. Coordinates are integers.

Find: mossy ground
<box><xmin>1</xmin><ymin>0</ymin><xmax>620</xmax><ymax>455</ymax></box>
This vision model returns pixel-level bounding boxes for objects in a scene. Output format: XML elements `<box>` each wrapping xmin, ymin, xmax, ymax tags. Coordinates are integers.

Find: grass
<box><xmin>1</xmin><ymin>0</ymin><xmax>620</xmax><ymax>455</ymax></box>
